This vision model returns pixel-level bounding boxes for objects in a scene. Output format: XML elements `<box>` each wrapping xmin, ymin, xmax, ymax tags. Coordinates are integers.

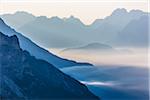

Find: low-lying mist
<box><xmin>48</xmin><ymin>47</ymin><xmax>149</xmax><ymax>99</ymax></box>
<box><xmin>48</xmin><ymin>47</ymin><xmax>148</xmax><ymax>67</ymax></box>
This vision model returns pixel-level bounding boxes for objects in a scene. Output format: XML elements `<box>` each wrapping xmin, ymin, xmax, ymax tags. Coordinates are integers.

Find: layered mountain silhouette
<box><xmin>112</xmin><ymin>15</ymin><xmax>149</xmax><ymax>47</ymax></box>
<box><xmin>0</xmin><ymin>18</ymin><xmax>92</xmax><ymax>68</ymax></box>
<box><xmin>61</xmin><ymin>43</ymin><xmax>115</xmax><ymax>53</ymax></box>
<box><xmin>72</xmin><ymin>43</ymin><xmax>113</xmax><ymax>50</ymax></box>
<box><xmin>0</xmin><ymin>32</ymin><xmax>99</xmax><ymax>99</ymax></box>
<box><xmin>1</xmin><ymin>8</ymin><xmax>149</xmax><ymax>48</ymax></box>
<box><xmin>1</xmin><ymin>11</ymin><xmax>36</xmax><ymax>29</ymax></box>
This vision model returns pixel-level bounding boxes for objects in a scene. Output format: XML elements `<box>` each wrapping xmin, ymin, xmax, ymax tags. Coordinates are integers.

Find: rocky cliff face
<box><xmin>0</xmin><ymin>32</ymin><xmax>99</xmax><ymax>99</ymax></box>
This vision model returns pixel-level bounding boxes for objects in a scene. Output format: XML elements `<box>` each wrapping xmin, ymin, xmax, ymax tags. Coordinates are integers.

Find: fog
<box><xmin>60</xmin><ymin>65</ymin><xmax>149</xmax><ymax>99</ymax></box>
<box><xmin>48</xmin><ymin>47</ymin><xmax>148</xmax><ymax>67</ymax></box>
<box><xmin>48</xmin><ymin>47</ymin><xmax>149</xmax><ymax>99</ymax></box>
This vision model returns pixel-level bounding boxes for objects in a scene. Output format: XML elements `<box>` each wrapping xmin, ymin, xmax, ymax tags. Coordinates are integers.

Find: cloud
<box><xmin>80</xmin><ymin>81</ymin><xmax>117</xmax><ymax>86</ymax></box>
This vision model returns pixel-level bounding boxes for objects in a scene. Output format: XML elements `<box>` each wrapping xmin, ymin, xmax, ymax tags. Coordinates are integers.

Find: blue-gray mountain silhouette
<box><xmin>1</xmin><ymin>11</ymin><xmax>36</xmax><ymax>29</ymax></box>
<box><xmin>0</xmin><ymin>32</ymin><xmax>99</xmax><ymax>99</ymax></box>
<box><xmin>112</xmin><ymin>15</ymin><xmax>149</xmax><ymax>47</ymax></box>
<box><xmin>61</xmin><ymin>43</ymin><xmax>115</xmax><ymax>53</ymax></box>
<box><xmin>0</xmin><ymin>18</ymin><xmax>92</xmax><ymax>68</ymax></box>
<box><xmin>1</xmin><ymin>8</ymin><xmax>149</xmax><ymax>48</ymax></box>
<box><xmin>73</xmin><ymin>43</ymin><xmax>113</xmax><ymax>50</ymax></box>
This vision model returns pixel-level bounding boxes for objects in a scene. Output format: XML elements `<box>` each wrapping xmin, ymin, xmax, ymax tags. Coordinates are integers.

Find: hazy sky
<box><xmin>0</xmin><ymin>0</ymin><xmax>149</xmax><ymax>24</ymax></box>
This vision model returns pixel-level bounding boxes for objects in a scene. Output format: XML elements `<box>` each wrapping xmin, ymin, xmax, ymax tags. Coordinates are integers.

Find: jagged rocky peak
<box><xmin>64</xmin><ymin>15</ymin><xmax>85</xmax><ymax>25</ymax></box>
<box><xmin>0</xmin><ymin>32</ymin><xmax>20</xmax><ymax>49</ymax></box>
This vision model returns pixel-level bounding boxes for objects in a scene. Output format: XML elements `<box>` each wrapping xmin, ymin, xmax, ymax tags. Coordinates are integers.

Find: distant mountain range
<box><xmin>1</xmin><ymin>8</ymin><xmax>149</xmax><ymax>48</ymax></box>
<box><xmin>60</xmin><ymin>42</ymin><xmax>134</xmax><ymax>56</ymax></box>
<box><xmin>61</xmin><ymin>43</ymin><xmax>115</xmax><ymax>53</ymax></box>
<box><xmin>112</xmin><ymin>15</ymin><xmax>149</xmax><ymax>47</ymax></box>
<box><xmin>71</xmin><ymin>43</ymin><xmax>113</xmax><ymax>50</ymax></box>
<box><xmin>0</xmin><ymin>32</ymin><xmax>98</xmax><ymax>99</ymax></box>
<box><xmin>1</xmin><ymin>11</ymin><xmax>36</xmax><ymax>29</ymax></box>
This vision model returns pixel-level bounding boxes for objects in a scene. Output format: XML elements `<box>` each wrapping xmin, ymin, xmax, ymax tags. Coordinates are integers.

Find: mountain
<box><xmin>61</xmin><ymin>43</ymin><xmax>114</xmax><ymax>52</ymax></box>
<box><xmin>113</xmin><ymin>15</ymin><xmax>149</xmax><ymax>47</ymax></box>
<box><xmin>1</xmin><ymin>11</ymin><xmax>36</xmax><ymax>29</ymax></box>
<box><xmin>17</xmin><ymin>15</ymin><xmax>87</xmax><ymax>48</ymax></box>
<box><xmin>90</xmin><ymin>8</ymin><xmax>148</xmax><ymax>42</ymax></box>
<box><xmin>91</xmin><ymin>8</ymin><xmax>146</xmax><ymax>29</ymax></box>
<box><xmin>0</xmin><ymin>32</ymin><xmax>99</xmax><ymax>99</ymax></box>
<box><xmin>75</xmin><ymin>43</ymin><xmax>113</xmax><ymax>50</ymax></box>
<box><xmin>1</xmin><ymin>8</ymin><xmax>149</xmax><ymax>48</ymax></box>
<box><xmin>60</xmin><ymin>43</ymin><xmax>116</xmax><ymax>55</ymax></box>
<box><xmin>0</xmin><ymin>18</ymin><xmax>92</xmax><ymax>68</ymax></box>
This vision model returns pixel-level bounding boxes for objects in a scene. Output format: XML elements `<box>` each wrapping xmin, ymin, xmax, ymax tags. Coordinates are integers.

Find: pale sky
<box><xmin>0</xmin><ymin>0</ymin><xmax>149</xmax><ymax>24</ymax></box>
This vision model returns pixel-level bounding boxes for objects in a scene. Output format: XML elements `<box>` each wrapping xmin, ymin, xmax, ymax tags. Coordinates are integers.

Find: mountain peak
<box><xmin>64</xmin><ymin>15</ymin><xmax>84</xmax><ymax>26</ymax></box>
<box><xmin>64</xmin><ymin>15</ymin><xmax>79</xmax><ymax>21</ymax></box>
<box><xmin>112</xmin><ymin>8</ymin><xmax>127</xmax><ymax>16</ymax></box>
<box><xmin>84</xmin><ymin>43</ymin><xmax>113</xmax><ymax>50</ymax></box>
<box><xmin>130</xmin><ymin>9</ymin><xmax>143</xmax><ymax>13</ymax></box>
<box><xmin>0</xmin><ymin>32</ymin><xmax>20</xmax><ymax>49</ymax></box>
<box><xmin>129</xmin><ymin>9</ymin><xmax>146</xmax><ymax>15</ymax></box>
<box><xmin>37</xmin><ymin>16</ymin><xmax>48</xmax><ymax>19</ymax></box>
<box><xmin>50</xmin><ymin>16</ymin><xmax>63</xmax><ymax>22</ymax></box>
<box><xmin>15</xmin><ymin>11</ymin><xmax>33</xmax><ymax>15</ymax></box>
<box><xmin>1</xmin><ymin>11</ymin><xmax>36</xmax><ymax>28</ymax></box>
<box><xmin>9</xmin><ymin>11</ymin><xmax>35</xmax><ymax>19</ymax></box>
<box><xmin>69</xmin><ymin>15</ymin><xmax>75</xmax><ymax>19</ymax></box>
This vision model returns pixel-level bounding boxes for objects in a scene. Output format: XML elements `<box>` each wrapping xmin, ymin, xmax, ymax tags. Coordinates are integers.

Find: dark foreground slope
<box><xmin>0</xmin><ymin>32</ymin><xmax>99</xmax><ymax>99</ymax></box>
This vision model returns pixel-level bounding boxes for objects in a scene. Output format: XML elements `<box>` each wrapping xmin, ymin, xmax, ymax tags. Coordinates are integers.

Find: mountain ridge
<box><xmin>0</xmin><ymin>18</ymin><xmax>92</xmax><ymax>68</ymax></box>
<box><xmin>0</xmin><ymin>32</ymin><xmax>99</xmax><ymax>99</ymax></box>
<box><xmin>1</xmin><ymin>8</ymin><xmax>148</xmax><ymax>26</ymax></box>
<box><xmin>61</xmin><ymin>42</ymin><xmax>114</xmax><ymax>52</ymax></box>
<box><xmin>1</xmin><ymin>8</ymin><xmax>149</xmax><ymax>48</ymax></box>
<box><xmin>60</xmin><ymin>43</ymin><xmax>116</xmax><ymax>55</ymax></box>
